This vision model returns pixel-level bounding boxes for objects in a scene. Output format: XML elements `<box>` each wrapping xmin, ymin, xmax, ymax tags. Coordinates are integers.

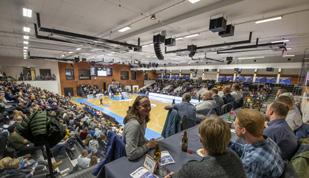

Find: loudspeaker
<box><xmin>226</xmin><ymin>56</ymin><xmax>233</xmax><ymax>64</ymax></box>
<box><xmin>133</xmin><ymin>46</ymin><xmax>142</xmax><ymax>52</ymax></box>
<box><xmin>266</xmin><ymin>67</ymin><xmax>274</xmax><ymax>72</ymax></box>
<box><xmin>188</xmin><ymin>45</ymin><xmax>197</xmax><ymax>57</ymax></box>
<box><xmin>154</xmin><ymin>43</ymin><xmax>164</xmax><ymax>60</ymax></box>
<box><xmin>165</xmin><ymin>38</ymin><xmax>176</xmax><ymax>46</ymax></box>
<box><xmin>153</xmin><ymin>34</ymin><xmax>165</xmax><ymax>43</ymax></box>
<box><xmin>74</xmin><ymin>57</ymin><xmax>80</xmax><ymax>63</ymax></box>
<box><xmin>209</xmin><ymin>17</ymin><xmax>227</xmax><ymax>32</ymax></box>
<box><xmin>219</xmin><ymin>24</ymin><xmax>235</xmax><ymax>37</ymax></box>
<box><xmin>234</xmin><ymin>68</ymin><xmax>241</xmax><ymax>74</ymax></box>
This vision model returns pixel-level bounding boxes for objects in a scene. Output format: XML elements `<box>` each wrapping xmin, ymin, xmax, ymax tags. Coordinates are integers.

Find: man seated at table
<box><xmin>264</xmin><ymin>101</ymin><xmax>298</xmax><ymax>160</ymax></box>
<box><xmin>230</xmin><ymin>109</ymin><xmax>285</xmax><ymax>178</ymax></box>
<box><xmin>165</xmin><ymin>116</ymin><xmax>246</xmax><ymax>178</ymax></box>
<box><xmin>276</xmin><ymin>95</ymin><xmax>302</xmax><ymax>132</ymax></box>
<box><xmin>222</xmin><ymin>87</ymin><xmax>235</xmax><ymax>104</ymax></box>
<box><xmin>275</xmin><ymin>88</ymin><xmax>291</xmax><ymax>99</ymax></box>
<box><xmin>211</xmin><ymin>88</ymin><xmax>224</xmax><ymax>107</ymax></box>
<box><xmin>165</xmin><ymin>93</ymin><xmax>197</xmax><ymax>129</ymax></box>
<box><xmin>231</xmin><ymin>84</ymin><xmax>243</xmax><ymax>103</ymax></box>
<box><xmin>195</xmin><ymin>91</ymin><xmax>217</xmax><ymax>120</ymax></box>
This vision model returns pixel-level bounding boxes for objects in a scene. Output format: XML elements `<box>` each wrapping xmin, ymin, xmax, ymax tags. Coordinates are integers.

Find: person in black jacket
<box><xmin>165</xmin><ymin>116</ymin><xmax>246</xmax><ymax>178</ymax></box>
<box><xmin>211</xmin><ymin>88</ymin><xmax>224</xmax><ymax>107</ymax></box>
<box><xmin>222</xmin><ymin>86</ymin><xmax>235</xmax><ymax>104</ymax></box>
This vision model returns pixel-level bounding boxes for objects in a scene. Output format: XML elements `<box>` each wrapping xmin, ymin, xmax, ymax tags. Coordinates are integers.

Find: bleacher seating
<box><xmin>0</xmin><ymin>80</ymin><xmax>123</xmax><ymax>177</ymax></box>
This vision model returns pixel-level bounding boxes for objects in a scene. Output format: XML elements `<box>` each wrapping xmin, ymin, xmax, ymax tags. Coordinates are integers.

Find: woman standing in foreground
<box><xmin>123</xmin><ymin>96</ymin><xmax>158</xmax><ymax>161</ymax></box>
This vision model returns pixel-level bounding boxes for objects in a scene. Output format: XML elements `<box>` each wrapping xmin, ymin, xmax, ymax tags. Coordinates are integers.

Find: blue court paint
<box><xmin>73</xmin><ymin>98</ymin><xmax>161</xmax><ymax>139</ymax></box>
<box><xmin>109</xmin><ymin>96</ymin><xmax>130</xmax><ymax>101</ymax></box>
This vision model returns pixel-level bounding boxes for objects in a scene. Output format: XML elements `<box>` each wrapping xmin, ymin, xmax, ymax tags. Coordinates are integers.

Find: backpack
<box><xmin>16</xmin><ymin>110</ymin><xmax>66</xmax><ymax>147</ymax></box>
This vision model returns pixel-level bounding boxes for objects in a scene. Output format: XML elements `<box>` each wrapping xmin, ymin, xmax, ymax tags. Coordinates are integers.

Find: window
<box><xmin>79</xmin><ymin>69</ymin><xmax>91</xmax><ymax>80</ymax></box>
<box><xmin>64</xmin><ymin>88</ymin><xmax>73</xmax><ymax>97</ymax></box>
<box><xmin>120</xmin><ymin>71</ymin><xmax>129</xmax><ymax>80</ymax></box>
<box><xmin>131</xmin><ymin>71</ymin><xmax>137</xmax><ymax>80</ymax></box>
<box><xmin>65</xmin><ymin>68</ymin><xmax>74</xmax><ymax>80</ymax></box>
<box><xmin>144</xmin><ymin>73</ymin><xmax>148</xmax><ymax>80</ymax></box>
<box><xmin>40</xmin><ymin>69</ymin><xmax>51</xmax><ymax>77</ymax></box>
<box><xmin>39</xmin><ymin>69</ymin><xmax>52</xmax><ymax>80</ymax></box>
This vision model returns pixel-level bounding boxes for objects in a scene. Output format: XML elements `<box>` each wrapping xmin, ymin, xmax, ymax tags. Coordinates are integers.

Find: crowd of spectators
<box><xmin>144</xmin><ymin>79</ymin><xmax>216</xmax><ymax>99</ymax></box>
<box><xmin>77</xmin><ymin>84</ymin><xmax>101</xmax><ymax>97</ymax></box>
<box><xmin>18</xmin><ymin>73</ymin><xmax>56</xmax><ymax>81</ymax></box>
<box><xmin>161</xmin><ymin>84</ymin><xmax>309</xmax><ymax>178</ymax></box>
<box><xmin>161</xmin><ymin>83</ymin><xmax>276</xmax><ymax>137</ymax></box>
<box><xmin>0</xmin><ymin>81</ymin><xmax>122</xmax><ymax>177</ymax></box>
<box><xmin>1</xmin><ymin>76</ymin><xmax>308</xmax><ymax>178</ymax></box>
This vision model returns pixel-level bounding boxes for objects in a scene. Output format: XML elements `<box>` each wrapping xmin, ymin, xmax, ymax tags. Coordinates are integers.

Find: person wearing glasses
<box><xmin>123</xmin><ymin>96</ymin><xmax>158</xmax><ymax>161</ymax></box>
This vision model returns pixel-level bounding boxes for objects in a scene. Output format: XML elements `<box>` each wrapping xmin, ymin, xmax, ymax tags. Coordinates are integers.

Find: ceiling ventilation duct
<box><xmin>165</xmin><ymin>32</ymin><xmax>252</xmax><ymax>54</ymax></box>
<box><xmin>34</xmin><ymin>13</ymin><xmax>141</xmax><ymax>52</ymax></box>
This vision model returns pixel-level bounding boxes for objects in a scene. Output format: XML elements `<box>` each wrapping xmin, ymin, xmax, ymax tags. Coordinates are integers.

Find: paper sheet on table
<box><xmin>160</xmin><ymin>151</ymin><xmax>175</xmax><ymax>166</ymax></box>
<box><xmin>130</xmin><ymin>167</ymin><xmax>158</xmax><ymax>178</ymax></box>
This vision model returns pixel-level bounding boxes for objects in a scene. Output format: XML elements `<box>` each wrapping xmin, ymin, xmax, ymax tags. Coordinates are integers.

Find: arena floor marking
<box><xmin>73</xmin><ymin>97</ymin><xmax>162</xmax><ymax>139</ymax></box>
<box><xmin>75</xmin><ymin>95</ymin><xmax>168</xmax><ymax>133</ymax></box>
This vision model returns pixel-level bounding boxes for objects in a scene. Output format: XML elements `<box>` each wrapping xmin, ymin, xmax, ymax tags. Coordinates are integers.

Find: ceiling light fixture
<box><xmin>68</xmin><ymin>51</ymin><xmax>73</xmax><ymax>54</ymax></box>
<box><xmin>150</xmin><ymin>14</ymin><xmax>156</xmax><ymax>20</ymax></box>
<box><xmin>272</xmin><ymin>39</ymin><xmax>289</xmax><ymax>43</ymax></box>
<box><xmin>23</xmin><ymin>50</ymin><xmax>27</xmax><ymax>53</ymax></box>
<box><xmin>238</xmin><ymin>56</ymin><xmax>265</xmax><ymax>60</ymax></box>
<box><xmin>22</xmin><ymin>8</ymin><xmax>32</xmax><ymax>18</ymax></box>
<box><xmin>118</xmin><ymin>26</ymin><xmax>131</xmax><ymax>32</ymax></box>
<box><xmin>24</xmin><ymin>46</ymin><xmax>28</xmax><ymax>49</ymax></box>
<box><xmin>23</xmin><ymin>41</ymin><xmax>29</xmax><ymax>45</ymax></box>
<box><xmin>176</xmin><ymin>37</ymin><xmax>184</xmax><ymax>40</ymax></box>
<box><xmin>143</xmin><ymin>43</ymin><xmax>153</xmax><ymax>47</ymax></box>
<box><xmin>23</xmin><ymin>27</ymin><xmax>30</xmax><ymax>33</ymax></box>
<box><xmin>255</xmin><ymin>16</ymin><xmax>282</xmax><ymax>24</ymax></box>
<box><xmin>283</xmin><ymin>54</ymin><xmax>295</xmax><ymax>57</ymax></box>
<box><xmin>23</xmin><ymin>35</ymin><xmax>29</xmax><ymax>40</ymax></box>
<box><xmin>76</xmin><ymin>48</ymin><xmax>81</xmax><ymax>51</ymax></box>
<box><xmin>184</xmin><ymin>33</ymin><xmax>199</xmax><ymax>38</ymax></box>
<box><xmin>188</xmin><ymin>0</ymin><xmax>201</xmax><ymax>4</ymax></box>
<box><xmin>286</xmin><ymin>48</ymin><xmax>292</xmax><ymax>50</ymax></box>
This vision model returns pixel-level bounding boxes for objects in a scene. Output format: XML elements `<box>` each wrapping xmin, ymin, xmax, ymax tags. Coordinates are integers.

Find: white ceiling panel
<box><xmin>0</xmin><ymin>0</ymin><xmax>308</xmax><ymax>66</ymax></box>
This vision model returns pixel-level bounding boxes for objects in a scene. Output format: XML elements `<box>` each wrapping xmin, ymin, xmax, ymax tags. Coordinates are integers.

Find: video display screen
<box><xmin>97</xmin><ymin>67</ymin><xmax>112</xmax><ymax>76</ymax></box>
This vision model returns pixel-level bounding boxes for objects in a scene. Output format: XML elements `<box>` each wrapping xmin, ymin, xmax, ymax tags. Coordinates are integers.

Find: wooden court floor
<box><xmin>86</xmin><ymin>95</ymin><xmax>169</xmax><ymax>133</ymax></box>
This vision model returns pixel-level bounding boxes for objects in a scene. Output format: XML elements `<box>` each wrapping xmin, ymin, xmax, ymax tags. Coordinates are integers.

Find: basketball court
<box><xmin>74</xmin><ymin>95</ymin><xmax>169</xmax><ymax>139</ymax></box>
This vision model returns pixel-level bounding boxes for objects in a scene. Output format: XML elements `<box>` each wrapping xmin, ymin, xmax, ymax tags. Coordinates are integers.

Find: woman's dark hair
<box><xmin>124</xmin><ymin>96</ymin><xmax>150</xmax><ymax>124</ymax></box>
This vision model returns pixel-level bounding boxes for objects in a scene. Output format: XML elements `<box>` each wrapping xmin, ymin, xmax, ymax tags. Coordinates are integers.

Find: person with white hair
<box><xmin>301</xmin><ymin>86</ymin><xmax>309</xmax><ymax>124</ymax></box>
<box><xmin>195</xmin><ymin>91</ymin><xmax>217</xmax><ymax>120</ymax></box>
<box><xmin>165</xmin><ymin>93</ymin><xmax>197</xmax><ymax>128</ymax></box>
